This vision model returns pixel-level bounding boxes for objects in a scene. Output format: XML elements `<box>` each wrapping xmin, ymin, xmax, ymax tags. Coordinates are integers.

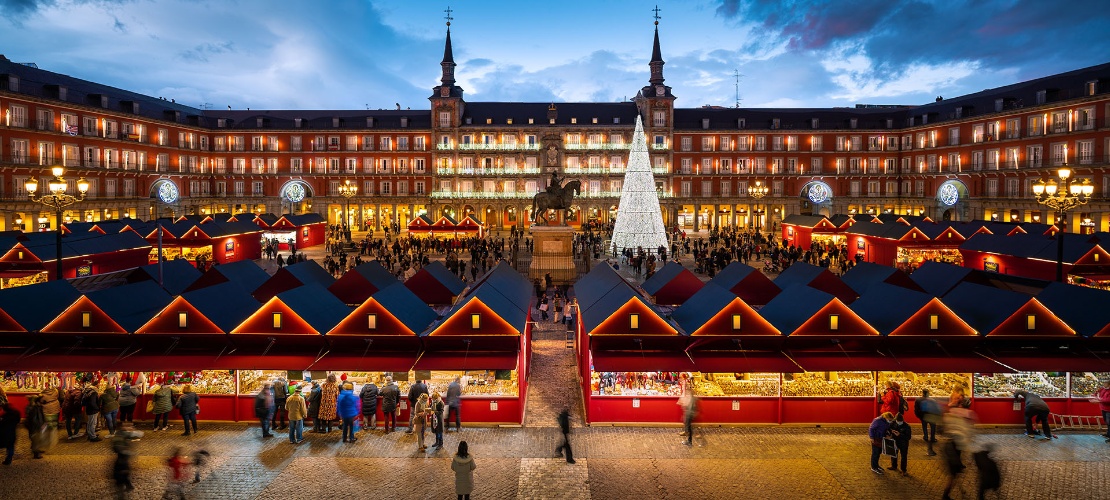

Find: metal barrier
<box><xmin>1050</xmin><ymin>414</ymin><xmax>1106</xmax><ymax>432</ymax></box>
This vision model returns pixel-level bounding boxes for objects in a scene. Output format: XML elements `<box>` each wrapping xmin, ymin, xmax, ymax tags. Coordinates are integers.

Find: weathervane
<box><xmin>444</xmin><ymin>6</ymin><xmax>453</xmax><ymax>27</ymax></box>
<box><xmin>652</xmin><ymin>5</ymin><xmax>661</xmax><ymax>25</ymax></box>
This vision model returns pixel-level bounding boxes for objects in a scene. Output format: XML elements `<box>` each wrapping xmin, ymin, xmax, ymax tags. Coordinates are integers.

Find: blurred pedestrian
<box><xmin>913</xmin><ymin>389</ymin><xmax>940</xmax><ymax>453</ymax></box>
<box><xmin>1</xmin><ymin>399</ymin><xmax>20</xmax><ymax>465</ymax></box>
<box><xmin>973</xmin><ymin>443</ymin><xmax>1001</xmax><ymax>500</ymax></box>
<box><xmin>868</xmin><ymin>411</ymin><xmax>894</xmax><ymax>474</ymax></box>
<box><xmin>1014</xmin><ymin>389</ymin><xmax>1054</xmax><ymax>440</ymax></box>
<box><xmin>446</xmin><ymin>376</ymin><xmax>462</xmax><ymax>432</ymax></box>
<box><xmin>164</xmin><ymin>447</ymin><xmax>188</xmax><ymax>500</ymax></box>
<box><xmin>286</xmin><ymin>385</ymin><xmax>306</xmax><ymax>444</ymax></box>
<box><xmin>191</xmin><ymin>449</ymin><xmax>210</xmax><ymax>483</ymax></box>
<box><xmin>38</xmin><ymin>385</ymin><xmax>61</xmax><ymax>448</ymax></box>
<box><xmin>886</xmin><ymin>413</ymin><xmax>911</xmax><ymax>476</ymax></box>
<box><xmin>679</xmin><ymin>392</ymin><xmax>699</xmax><ymax>446</ymax></box>
<box><xmin>555</xmin><ymin>407</ymin><xmax>574</xmax><ymax>463</ymax></box>
<box><xmin>111</xmin><ymin>422</ymin><xmax>143</xmax><ymax>498</ymax></box>
<box><xmin>451</xmin><ymin>441</ymin><xmax>476</xmax><ymax>500</ymax></box>
<box><xmin>254</xmin><ymin>382</ymin><xmax>275</xmax><ymax>438</ymax></box>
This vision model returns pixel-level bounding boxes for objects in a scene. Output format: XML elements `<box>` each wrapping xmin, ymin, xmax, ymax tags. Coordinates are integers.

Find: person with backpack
<box><xmin>879</xmin><ymin>381</ymin><xmax>905</xmax><ymax>418</ymax></box>
<box><xmin>913</xmin><ymin>389</ymin><xmax>940</xmax><ymax>445</ymax></box>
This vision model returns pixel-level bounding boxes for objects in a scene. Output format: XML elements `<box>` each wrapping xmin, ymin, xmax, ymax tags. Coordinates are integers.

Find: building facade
<box><xmin>1</xmin><ymin>25</ymin><xmax>1108</xmax><ymax>235</ymax></box>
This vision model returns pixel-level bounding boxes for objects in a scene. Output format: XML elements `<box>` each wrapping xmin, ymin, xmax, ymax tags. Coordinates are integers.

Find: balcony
<box><xmin>565</xmin><ymin>166</ymin><xmax>668</xmax><ymax>175</ymax></box>
<box><xmin>439</xmin><ymin>143</ymin><xmax>541</xmax><ymax>151</ymax></box>
<box><xmin>430</xmin><ymin>190</ymin><xmax>669</xmax><ymax>200</ymax></box>
<box><xmin>564</xmin><ymin>143</ymin><xmax>630</xmax><ymax>150</ymax></box>
<box><xmin>435</xmin><ymin>167</ymin><xmax>542</xmax><ymax>175</ymax></box>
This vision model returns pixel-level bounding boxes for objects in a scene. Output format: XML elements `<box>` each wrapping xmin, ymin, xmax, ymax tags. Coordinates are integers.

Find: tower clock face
<box><xmin>157</xmin><ymin>181</ymin><xmax>178</xmax><ymax>204</ymax></box>
<box><xmin>655</xmin><ymin>85</ymin><xmax>665</xmax><ymax>97</ymax></box>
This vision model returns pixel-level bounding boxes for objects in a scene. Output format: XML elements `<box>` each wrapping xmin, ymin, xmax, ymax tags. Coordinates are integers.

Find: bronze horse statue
<box><xmin>531</xmin><ymin>179</ymin><xmax>581</xmax><ymax>224</ymax></box>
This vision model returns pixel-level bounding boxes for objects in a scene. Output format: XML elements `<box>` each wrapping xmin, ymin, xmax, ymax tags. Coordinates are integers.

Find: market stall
<box><xmin>706</xmin><ymin>262</ymin><xmax>781</xmax><ymax>306</ymax></box>
<box><xmin>641</xmin><ymin>261</ymin><xmax>705</xmax><ymax>306</ymax></box>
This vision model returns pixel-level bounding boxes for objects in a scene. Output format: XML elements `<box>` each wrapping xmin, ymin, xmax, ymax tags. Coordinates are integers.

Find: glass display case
<box><xmin>591</xmin><ymin>371</ymin><xmax>686</xmax><ymax>396</ymax></box>
<box><xmin>973</xmin><ymin>372</ymin><xmax>1067</xmax><ymax>398</ymax></box>
<box><xmin>1069</xmin><ymin>372</ymin><xmax>1110</xmax><ymax>398</ymax></box>
<box><xmin>238</xmin><ymin>370</ymin><xmax>291</xmax><ymax>395</ymax></box>
<box><xmin>876</xmin><ymin>372</ymin><xmax>972</xmax><ymax>399</ymax></box>
<box><xmin>697</xmin><ymin>373</ymin><xmax>781</xmax><ymax>397</ymax></box>
<box><xmin>782</xmin><ymin>371</ymin><xmax>874</xmax><ymax>397</ymax></box>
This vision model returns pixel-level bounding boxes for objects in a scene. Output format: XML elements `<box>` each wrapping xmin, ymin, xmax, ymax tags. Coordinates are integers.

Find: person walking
<box><xmin>337</xmin><ymin>382</ymin><xmax>360</xmax><ymax>443</ymax></box>
<box><xmin>151</xmin><ymin>384</ymin><xmax>174</xmax><ymax>432</ymax></box>
<box><xmin>406</xmin><ymin>379</ymin><xmax>429</xmax><ymax>433</ymax></box>
<box><xmin>886</xmin><ymin>413</ymin><xmax>911</xmax><ymax>476</ymax></box>
<box><xmin>116</xmin><ymin>382</ymin><xmax>139</xmax><ymax>424</ymax></box>
<box><xmin>1014</xmin><ymin>389</ymin><xmax>1054</xmax><ymax>440</ymax></box>
<box><xmin>430</xmin><ymin>391</ymin><xmax>445</xmax><ymax>450</ymax></box>
<box><xmin>868</xmin><ymin>412</ymin><xmax>894</xmax><ymax>474</ymax></box>
<box><xmin>271</xmin><ymin>378</ymin><xmax>288</xmax><ymax>431</ymax></box>
<box><xmin>380</xmin><ymin>376</ymin><xmax>399</xmax><ymax>433</ymax></box>
<box><xmin>913</xmin><ymin>389</ymin><xmax>940</xmax><ymax>452</ymax></box>
<box><xmin>359</xmin><ymin>379</ymin><xmax>379</xmax><ymax>432</ymax></box>
<box><xmin>81</xmin><ymin>381</ymin><xmax>102</xmax><ymax>442</ymax></box>
<box><xmin>190</xmin><ymin>449</ymin><xmax>210</xmax><ymax>484</ymax></box>
<box><xmin>0</xmin><ymin>400</ymin><xmax>20</xmax><ymax>465</ymax></box>
<box><xmin>413</xmin><ymin>393</ymin><xmax>430</xmax><ymax>452</ymax></box>
<box><xmin>176</xmin><ymin>384</ymin><xmax>199</xmax><ymax>436</ymax></box>
<box><xmin>254</xmin><ymin>382</ymin><xmax>275</xmax><ymax>438</ymax></box>
<box><xmin>318</xmin><ymin>374</ymin><xmax>339</xmax><ymax>434</ymax></box>
<box><xmin>164</xmin><ymin>447</ymin><xmax>188</xmax><ymax>500</ymax></box>
<box><xmin>37</xmin><ymin>386</ymin><xmax>59</xmax><ymax>454</ymax></box>
<box><xmin>307</xmin><ymin>381</ymin><xmax>322</xmax><ymax>432</ymax></box>
<box><xmin>679</xmin><ymin>392</ymin><xmax>699</xmax><ymax>446</ymax></box>
<box><xmin>1092</xmin><ymin>378</ymin><xmax>1110</xmax><ymax>443</ymax></box>
<box><xmin>285</xmin><ymin>385</ymin><xmax>306</xmax><ymax>444</ymax></box>
<box><xmin>99</xmin><ymin>386</ymin><xmax>120</xmax><ymax>437</ymax></box>
<box><xmin>111</xmin><ymin>422</ymin><xmax>142</xmax><ymax>498</ymax></box>
<box><xmin>972</xmin><ymin>443</ymin><xmax>1002</xmax><ymax>500</ymax></box>
<box><xmin>446</xmin><ymin>376</ymin><xmax>462</xmax><ymax>432</ymax></box>
<box><xmin>555</xmin><ymin>407</ymin><xmax>575</xmax><ymax>463</ymax></box>
<box><xmin>451</xmin><ymin>441</ymin><xmax>477</xmax><ymax>500</ymax></box>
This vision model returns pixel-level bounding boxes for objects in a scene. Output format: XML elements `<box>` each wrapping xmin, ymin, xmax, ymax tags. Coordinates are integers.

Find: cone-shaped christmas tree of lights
<box><xmin>611</xmin><ymin>115</ymin><xmax>667</xmax><ymax>253</ymax></box>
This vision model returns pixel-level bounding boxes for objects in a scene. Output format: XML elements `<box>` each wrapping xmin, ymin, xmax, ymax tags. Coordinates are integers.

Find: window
<box><xmin>629</xmin><ymin>313</ymin><xmax>640</xmax><ymax>330</ymax></box>
<box><xmin>252</xmin><ymin>181</ymin><xmax>264</xmax><ymax>196</ymax></box>
<box><xmin>415</xmin><ymin>181</ymin><xmax>425</xmax><ymax>195</ymax></box>
<box><xmin>829</xmin><ymin>314</ymin><xmax>839</xmax><ymax>331</ymax></box>
<box><xmin>755</xmin><ymin>136</ymin><xmax>766</xmax><ymax>151</ymax></box>
<box><xmin>652</xmin><ymin>111</ymin><xmax>665</xmax><ymax>127</ymax></box>
<box><xmin>439</xmin><ymin>111</ymin><xmax>451</xmax><ymax>128</ymax></box>
<box><xmin>868</xmin><ymin>180</ymin><xmax>879</xmax><ymax>197</ymax></box>
<box><xmin>850</xmin><ymin>180</ymin><xmax>861</xmax><ymax>197</ymax></box>
<box><xmin>1027</xmin><ymin>145</ymin><xmax>1042</xmax><ymax>168</ymax></box>
<box><xmin>8</xmin><ymin>105</ymin><xmax>27</xmax><ymax>127</ymax></box>
<box><xmin>720</xmin><ymin>136</ymin><xmax>732</xmax><ymax>151</ymax></box>
<box><xmin>1051</xmin><ymin>143</ymin><xmax>1066</xmax><ymax>165</ymax></box>
<box><xmin>1028</xmin><ymin>115</ymin><xmax>1044</xmax><ymax>136</ymax></box>
<box><xmin>810</xmin><ymin>136</ymin><xmax>822</xmax><ymax>152</ymax></box>
<box><xmin>471</xmin><ymin>314</ymin><xmax>481</xmax><ymax>329</ymax></box>
<box><xmin>380</xmin><ymin>181</ymin><xmax>391</xmax><ymax>195</ymax></box>
<box><xmin>987</xmin><ymin>179</ymin><xmax>999</xmax><ymax>197</ymax></box>
<box><xmin>36</xmin><ymin>108</ymin><xmax>53</xmax><ymax>130</ymax></box>
<box><xmin>701</xmin><ymin>180</ymin><xmax>712</xmax><ymax>197</ymax></box>
<box><xmin>929</xmin><ymin>315</ymin><xmax>938</xmax><ymax>330</ymax></box>
<box><xmin>1005</xmin><ymin>119</ymin><xmax>1020</xmax><ymax>139</ymax></box>
<box><xmin>948</xmin><ymin>128</ymin><xmax>959</xmax><ymax>146</ymax></box>
<box><xmin>290</xmin><ymin>158</ymin><xmax>302</xmax><ymax>173</ymax></box>
<box><xmin>732</xmin><ymin>314</ymin><xmax>742</xmax><ymax>330</ymax></box>
<box><xmin>272</xmin><ymin>312</ymin><xmax>282</xmax><ymax>329</ymax></box>
<box><xmin>680</xmin><ymin>137</ymin><xmax>691</xmax><ymax>151</ymax></box>
<box><xmin>720</xmin><ymin>181</ymin><xmax>731</xmax><ymax>197</ymax></box>
<box><xmin>772</xmin><ymin>136</ymin><xmax>783</xmax><ymax>151</ymax></box>
<box><xmin>702</xmin><ymin>136</ymin><xmax>714</xmax><ymax>151</ymax></box>
<box><xmin>1078</xmin><ymin>140</ymin><xmax>1093</xmax><ymax>164</ymax></box>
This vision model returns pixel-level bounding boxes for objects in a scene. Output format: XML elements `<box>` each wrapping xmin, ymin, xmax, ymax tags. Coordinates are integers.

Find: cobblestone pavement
<box><xmin>3</xmin><ymin>419</ymin><xmax>1108</xmax><ymax>499</ymax></box>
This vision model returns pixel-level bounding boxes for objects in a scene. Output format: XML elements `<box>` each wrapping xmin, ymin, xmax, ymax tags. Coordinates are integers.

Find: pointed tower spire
<box><xmin>649</xmin><ymin>5</ymin><xmax>665</xmax><ymax>85</ymax></box>
<box><xmin>440</xmin><ymin>7</ymin><xmax>456</xmax><ymax>86</ymax></box>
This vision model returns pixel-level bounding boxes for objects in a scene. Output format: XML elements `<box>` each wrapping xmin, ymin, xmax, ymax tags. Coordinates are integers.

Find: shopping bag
<box><xmin>146</xmin><ymin>400</ymin><xmax>154</xmax><ymax>413</ymax></box>
<box><xmin>882</xmin><ymin>437</ymin><xmax>898</xmax><ymax>457</ymax></box>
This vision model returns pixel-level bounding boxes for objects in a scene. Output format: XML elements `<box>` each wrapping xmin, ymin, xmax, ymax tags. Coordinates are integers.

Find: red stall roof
<box><xmin>640</xmin><ymin>261</ymin><xmax>705</xmax><ymax>306</ymax></box>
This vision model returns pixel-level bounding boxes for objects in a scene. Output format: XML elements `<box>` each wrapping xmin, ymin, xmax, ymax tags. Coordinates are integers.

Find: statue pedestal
<box><xmin>529</xmin><ymin>224</ymin><xmax>577</xmax><ymax>284</ymax></box>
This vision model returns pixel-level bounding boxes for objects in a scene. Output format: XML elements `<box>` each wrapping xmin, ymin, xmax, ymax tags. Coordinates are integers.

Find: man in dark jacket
<box><xmin>307</xmin><ymin>382</ymin><xmax>322</xmax><ymax>432</ymax></box>
<box><xmin>886</xmin><ymin>413</ymin><xmax>912</xmax><ymax>475</ymax></box>
<box><xmin>254</xmin><ymin>382</ymin><xmax>275</xmax><ymax>438</ymax></box>
<box><xmin>446</xmin><ymin>376</ymin><xmax>462</xmax><ymax>431</ymax></box>
<box><xmin>0</xmin><ymin>401</ymin><xmax>20</xmax><ymax>464</ymax></box>
<box><xmin>359</xmin><ymin>381</ymin><xmax>379</xmax><ymax>431</ymax></box>
<box><xmin>1014</xmin><ymin>389</ymin><xmax>1054</xmax><ymax>440</ymax></box>
<box><xmin>405</xmin><ymin>380</ymin><xmax>428</xmax><ymax>434</ymax></box>
<box><xmin>379</xmin><ymin>377</ymin><xmax>399</xmax><ymax>433</ymax></box>
<box><xmin>82</xmin><ymin>383</ymin><xmax>102</xmax><ymax>442</ymax></box>
<box><xmin>555</xmin><ymin>407</ymin><xmax>574</xmax><ymax>464</ymax></box>
<box><xmin>23</xmin><ymin>395</ymin><xmax>46</xmax><ymax>459</ymax></box>
<box><xmin>271</xmin><ymin>379</ymin><xmax>288</xmax><ymax>431</ymax></box>
<box><xmin>63</xmin><ymin>386</ymin><xmax>85</xmax><ymax>439</ymax></box>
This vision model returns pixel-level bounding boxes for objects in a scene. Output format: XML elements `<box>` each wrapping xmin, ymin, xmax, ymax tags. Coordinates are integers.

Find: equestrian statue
<box><xmin>532</xmin><ymin>170</ymin><xmax>580</xmax><ymax>224</ymax></box>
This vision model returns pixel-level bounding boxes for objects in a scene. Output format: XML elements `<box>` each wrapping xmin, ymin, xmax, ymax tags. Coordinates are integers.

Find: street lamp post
<box><xmin>26</xmin><ymin>166</ymin><xmax>89</xmax><ymax>280</ymax></box>
<box><xmin>1032</xmin><ymin>167</ymin><xmax>1093</xmax><ymax>282</ymax></box>
<box><xmin>750</xmin><ymin>180</ymin><xmax>769</xmax><ymax>233</ymax></box>
<box><xmin>337</xmin><ymin>179</ymin><xmax>357</xmax><ymax>242</ymax></box>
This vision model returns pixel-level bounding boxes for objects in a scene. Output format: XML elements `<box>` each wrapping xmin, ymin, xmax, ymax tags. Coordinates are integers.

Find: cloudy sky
<box><xmin>2</xmin><ymin>0</ymin><xmax>1108</xmax><ymax>111</ymax></box>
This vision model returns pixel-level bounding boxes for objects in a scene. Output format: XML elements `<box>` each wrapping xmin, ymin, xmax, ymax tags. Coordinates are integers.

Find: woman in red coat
<box><xmin>879</xmin><ymin>381</ymin><xmax>902</xmax><ymax>416</ymax></box>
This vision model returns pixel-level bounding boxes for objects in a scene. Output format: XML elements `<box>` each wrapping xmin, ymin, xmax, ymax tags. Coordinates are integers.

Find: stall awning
<box><xmin>310</xmin><ymin>355</ymin><xmax>417</xmax><ymax>372</ymax></box>
<box><xmin>689</xmin><ymin>351</ymin><xmax>801</xmax><ymax>373</ymax></box>
<box><xmin>989</xmin><ymin>353</ymin><xmax>1110</xmax><ymax>372</ymax></box>
<box><xmin>885</xmin><ymin>354</ymin><xmax>1013</xmax><ymax>374</ymax></box>
<box><xmin>590</xmin><ymin>351</ymin><xmax>696</xmax><ymax>372</ymax></box>
<box><xmin>788</xmin><ymin>352</ymin><xmax>903</xmax><ymax>372</ymax></box>
<box><xmin>413</xmin><ymin>351</ymin><xmax>519</xmax><ymax>371</ymax></box>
